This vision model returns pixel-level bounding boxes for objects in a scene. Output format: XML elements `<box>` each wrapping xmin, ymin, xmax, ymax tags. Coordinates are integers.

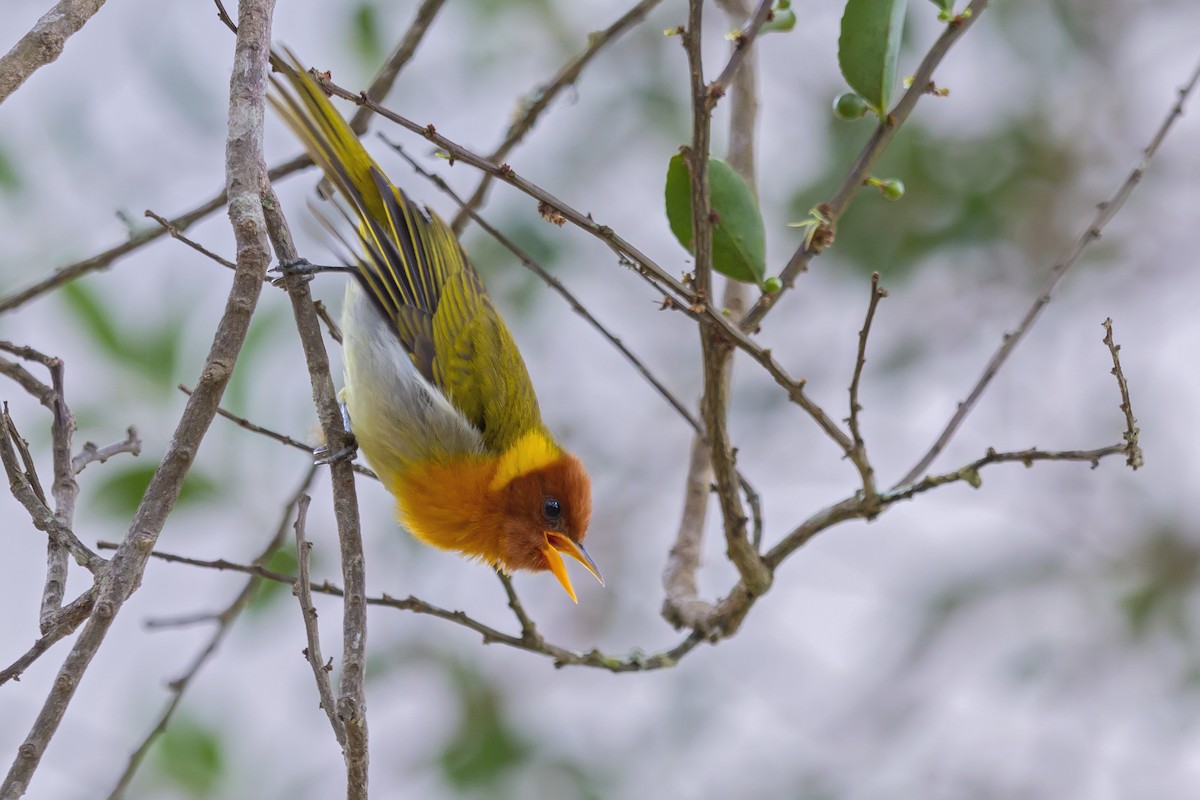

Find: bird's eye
<box><xmin>543</xmin><ymin>497</ymin><xmax>562</xmax><ymax>520</ymax></box>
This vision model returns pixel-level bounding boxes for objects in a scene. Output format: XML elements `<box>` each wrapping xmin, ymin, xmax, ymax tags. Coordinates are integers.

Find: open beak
<box><xmin>541</xmin><ymin>532</ymin><xmax>604</xmax><ymax>603</ymax></box>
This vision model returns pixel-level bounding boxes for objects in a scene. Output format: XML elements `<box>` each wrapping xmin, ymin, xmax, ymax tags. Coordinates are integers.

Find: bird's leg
<box><xmin>271</xmin><ymin>258</ymin><xmax>356</xmax><ymax>286</ymax></box>
<box><xmin>313</xmin><ymin>401</ymin><xmax>358</xmax><ymax>465</ymax></box>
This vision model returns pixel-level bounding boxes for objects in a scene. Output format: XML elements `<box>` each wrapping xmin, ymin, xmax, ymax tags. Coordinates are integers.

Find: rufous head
<box><xmin>493</xmin><ymin>450</ymin><xmax>599</xmax><ymax>602</ymax></box>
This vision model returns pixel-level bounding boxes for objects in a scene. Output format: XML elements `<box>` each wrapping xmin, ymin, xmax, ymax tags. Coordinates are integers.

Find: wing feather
<box><xmin>271</xmin><ymin>55</ymin><xmax>545</xmax><ymax>452</ymax></box>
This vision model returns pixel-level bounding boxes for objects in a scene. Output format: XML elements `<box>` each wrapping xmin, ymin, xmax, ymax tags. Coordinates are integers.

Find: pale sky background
<box><xmin>2</xmin><ymin>0</ymin><xmax>1200</xmax><ymax>798</ymax></box>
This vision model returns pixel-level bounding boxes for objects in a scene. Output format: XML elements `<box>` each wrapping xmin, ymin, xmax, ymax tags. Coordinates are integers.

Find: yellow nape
<box><xmin>488</xmin><ymin>431</ymin><xmax>561</xmax><ymax>493</ymax></box>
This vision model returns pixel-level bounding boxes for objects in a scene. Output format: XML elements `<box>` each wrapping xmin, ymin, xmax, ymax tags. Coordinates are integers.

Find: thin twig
<box><xmin>0</xmin><ymin>0</ymin><xmax>277</xmax><ymax>793</ymax></box>
<box><xmin>1101</xmin><ymin>319</ymin><xmax>1143</xmax><ymax>470</ymax></box>
<box><xmin>450</xmin><ymin>0</ymin><xmax>665</xmax><ymax>233</ymax></box>
<box><xmin>145</xmin><ymin>210</ymin><xmax>237</xmax><ymax>269</ymax></box>
<box><xmin>118</xmin><ymin>543</ymin><xmax>707</xmax><ymax>673</ymax></box>
<box><xmin>0</xmin><ymin>340</ymin><xmax>57</xmax><ymax>366</ymax></box>
<box><xmin>662</xmin><ymin>437</ymin><xmax>718</xmax><ymax>630</ymax></box>
<box><xmin>0</xmin><ymin>589</ymin><xmax>96</xmax><ymax>686</ymax></box>
<box><xmin>884</xmin><ymin>445</ymin><xmax>1129</xmax><ymax>505</ymax></box>
<box><xmin>292</xmin><ymin>494</ymin><xmax>347</xmax><ymax>748</ymax></box>
<box><xmin>44</xmin><ymin>357</ymin><xmax>77</xmax><ymax>627</ymax></box>
<box><xmin>4</xmin><ymin>406</ymin><xmax>47</xmax><ymax>505</ymax></box>
<box><xmin>706</xmin><ymin>0</ymin><xmax>774</xmax><ymax>103</ymax></box>
<box><xmin>1</xmin><ymin>408</ymin><xmax>105</xmax><ymax>575</ymax></box>
<box><xmin>741</xmin><ymin>0</ymin><xmax>990</xmax><ymax>332</ymax></box>
<box><xmin>495</xmin><ymin>570</ymin><xmax>541</xmax><ymax>646</ymax></box>
<box><xmin>847</xmin><ymin>272</ymin><xmax>887</xmax><ymax>504</ymax></box>
<box><xmin>894</xmin><ymin>54</ymin><xmax>1200</xmax><ymax>488</ymax></box>
<box><xmin>71</xmin><ymin>428</ymin><xmax>141</xmax><ymax>475</ymax></box>
<box><xmin>0</xmin><ymin>355</ymin><xmax>55</xmax><ymax>409</ymax></box>
<box><xmin>105</xmin><ymin>467</ymin><xmax>318</xmax><ymax>800</ymax></box>
<box><xmin>178</xmin><ymin>384</ymin><xmax>373</xmax><ymax>478</ymax></box>
<box><xmin>0</xmin><ymin>0</ymin><xmax>108</xmax><ymax>105</ymax></box>
<box><xmin>313</xmin><ymin>299</ymin><xmax>343</xmax><ymax>344</ymax></box>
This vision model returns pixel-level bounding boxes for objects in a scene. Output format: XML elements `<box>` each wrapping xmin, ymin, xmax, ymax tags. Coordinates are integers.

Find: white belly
<box><xmin>340</xmin><ymin>281</ymin><xmax>485</xmax><ymax>477</ymax></box>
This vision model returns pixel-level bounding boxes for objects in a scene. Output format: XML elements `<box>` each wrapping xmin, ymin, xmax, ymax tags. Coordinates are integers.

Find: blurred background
<box><xmin>2</xmin><ymin>0</ymin><xmax>1199</xmax><ymax>797</ymax></box>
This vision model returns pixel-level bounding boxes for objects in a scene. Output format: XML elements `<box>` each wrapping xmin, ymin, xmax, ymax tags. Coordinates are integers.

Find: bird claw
<box><xmin>314</xmin><ymin>402</ymin><xmax>357</xmax><ymax>465</ymax></box>
<box><xmin>270</xmin><ymin>259</ymin><xmax>356</xmax><ymax>287</ymax></box>
<box><xmin>271</xmin><ymin>258</ymin><xmax>317</xmax><ymax>286</ymax></box>
<box><xmin>313</xmin><ymin>438</ymin><xmax>358</xmax><ymax>466</ymax></box>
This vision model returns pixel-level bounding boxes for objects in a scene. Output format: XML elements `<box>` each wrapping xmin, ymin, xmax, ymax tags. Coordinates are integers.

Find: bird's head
<box><xmin>490</xmin><ymin>436</ymin><xmax>599</xmax><ymax>602</ymax></box>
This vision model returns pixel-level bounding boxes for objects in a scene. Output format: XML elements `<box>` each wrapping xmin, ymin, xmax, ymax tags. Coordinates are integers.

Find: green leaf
<box><xmin>92</xmin><ymin>463</ymin><xmax>219</xmax><ymax>518</ymax></box>
<box><xmin>153</xmin><ymin>716</ymin><xmax>224</xmax><ymax>796</ymax></box>
<box><xmin>665</xmin><ymin>153</ymin><xmax>766</xmax><ymax>285</ymax></box>
<box><xmin>838</xmin><ymin>0</ymin><xmax>909</xmax><ymax>114</ymax></box>
<box><xmin>928</xmin><ymin>0</ymin><xmax>953</xmax><ymax>12</ymax></box>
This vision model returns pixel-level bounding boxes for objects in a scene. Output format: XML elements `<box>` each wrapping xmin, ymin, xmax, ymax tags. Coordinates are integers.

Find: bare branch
<box><xmin>179</xmin><ymin>387</ymin><xmax>376</xmax><ymax>482</ymax></box>
<box><xmin>1</xmin><ymin>408</ymin><xmax>104</xmax><ymax>576</ymax></box>
<box><xmin>451</xmin><ymin>0</ymin><xmax>665</xmax><ymax>233</ymax></box>
<box><xmin>42</xmin><ymin>358</ymin><xmax>76</xmax><ymax>625</ymax></box>
<box><xmin>894</xmin><ymin>54</ymin><xmax>1200</xmax><ymax>488</ymax></box>
<box><xmin>1102</xmin><ymin>319</ymin><xmax>1143</xmax><ymax>470</ymax></box>
<box><xmin>691</xmin><ymin>0</ymin><xmax>770</xmax><ymax>599</ymax></box>
<box><xmin>662</xmin><ymin>436</ymin><xmax>718</xmax><ymax>630</ymax></box>
<box><xmin>292</xmin><ymin>494</ymin><xmax>347</xmax><ymax>749</ymax></box>
<box><xmin>707</xmin><ymin>0</ymin><xmax>774</xmax><ymax>103</ymax></box>
<box><xmin>0</xmin><ymin>0</ymin><xmax>108</xmax><ymax>105</ymax></box>
<box><xmin>71</xmin><ymin>428</ymin><xmax>141</xmax><ymax>475</ymax></box>
<box><xmin>312</xmin><ymin>300</ymin><xmax>343</xmax><ymax>344</ymax></box>
<box><xmin>741</xmin><ymin>0</ymin><xmax>990</xmax><ymax>332</ymax></box>
<box><xmin>263</xmin><ymin>188</ymin><xmax>369</xmax><ymax>796</ymax></box>
<box><xmin>0</xmin><ymin>356</ymin><xmax>55</xmax><ymax>410</ymax></box>
<box><xmin>0</xmin><ymin>0</ymin><xmax>277</xmax><ymax>791</ymax></box>
<box><xmin>0</xmin><ymin>589</ymin><xmax>96</xmax><ymax>686</ymax></box>
<box><xmin>145</xmin><ymin>210</ymin><xmax>237</xmax><ymax>269</ymax></box>
<box><xmin>883</xmin><ymin>444</ymin><xmax>1129</xmax><ymax>506</ymax></box>
<box><xmin>117</xmin><ymin>543</ymin><xmax>707</xmax><ymax>673</ymax></box>
<box><xmin>847</xmin><ymin>272</ymin><xmax>887</xmax><ymax>503</ymax></box>
<box><xmin>495</xmin><ymin>570</ymin><xmax>541</xmax><ymax>647</ymax></box>
<box><xmin>665</xmin><ymin>0</ymin><xmax>772</xmax><ymax>630</ymax></box>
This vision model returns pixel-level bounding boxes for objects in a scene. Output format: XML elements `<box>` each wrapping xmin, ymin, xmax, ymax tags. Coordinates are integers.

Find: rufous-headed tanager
<box><xmin>270</xmin><ymin>55</ymin><xmax>601</xmax><ymax>602</ymax></box>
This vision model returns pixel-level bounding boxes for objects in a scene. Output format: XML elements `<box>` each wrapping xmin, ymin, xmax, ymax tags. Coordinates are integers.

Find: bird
<box><xmin>269</xmin><ymin>54</ymin><xmax>601</xmax><ymax>602</ymax></box>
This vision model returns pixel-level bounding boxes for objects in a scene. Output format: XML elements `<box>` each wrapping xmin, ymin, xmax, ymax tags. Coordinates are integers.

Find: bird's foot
<box><xmin>314</xmin><ymin>402</ymin><xmax>357</xmax><ymax>464</ymax></box>
<box><xmin>271</xmin><ymin>258</ymin><xmax>355</xmax><ymax>286</ymax></box>
<box><xmin>313</xmin><ymin>436</ymin><xmax>358</xmax><ymax>466</ymax></box>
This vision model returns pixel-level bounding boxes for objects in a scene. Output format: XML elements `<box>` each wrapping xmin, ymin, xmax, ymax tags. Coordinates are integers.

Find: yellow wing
<box><xmin>270</xmin><ymin>54</ymin><xmax>546</xmax><ymax>453</ymax></box>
